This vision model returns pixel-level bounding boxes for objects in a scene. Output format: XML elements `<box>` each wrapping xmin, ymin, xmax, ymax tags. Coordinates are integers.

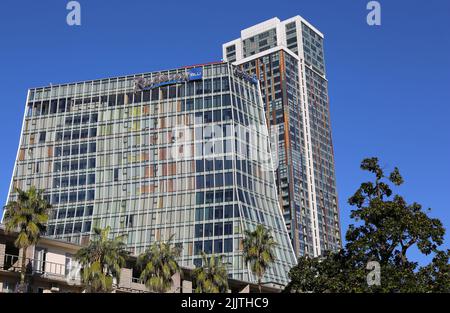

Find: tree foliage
<box><xmin>285</xmin><ymin>157</ymin><xmax>449</xmax><ymax>293</ymax></box>
<box><xmin>137</xmin><ymin>235</ymin><xmax>181</xmax><ymax>293</ymax></box>
<box><xmin>75</xmin><ymin>226</ymin><xmax>128</xmax><ymax>293</ymax></box>
<box><xmin>193</xmin><ymin>252</ymin><xmax>229</xmax><ymax>293</ymax></box>
<box><xmin>242</xmin><ymin>224</ymin><xmax>277</xmax><ymax>292</ymax></box>
<box><xmin>3</xmin><ymin>187</ymin><xmax>51</xmax><ymax>291</ymax></box>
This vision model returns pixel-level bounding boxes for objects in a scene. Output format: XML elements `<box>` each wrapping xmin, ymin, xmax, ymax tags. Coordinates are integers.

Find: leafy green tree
<box><xmin>285</xmin><ymin>157</ymin><xmax>449</xmax><ymax>293</ymax></box>
<box><xmin>242</xmin><ymin>224</ymin><xmax>277</xmax><ymax>292</ymax></box>
<box><xmin>137</xmin><ymin>236</ymin><xmax>181</xmax><ymax>293</ymax></box>
<box><xmin>346</xmin><ymin>158</ymin><xmax>444</xmax><ymax>267</ymax></box>
<box><xmin>3</xmin><ymin>187</ymin><xmax>51</xmax><ymax>292</ymax></box>
<box><xmin>416</xmin><ymin>250</ymin><xmax>450</xmax><ymax>292</ymax></box>
<box><xmin>285</xmin><ymin>250</ymin><xmax>363</xmax><ymax>293</ymax></box>
<box><xmin>193</xmin><ymin>252</ymin><xmax>229</xmax><ymax>293</ymax></box>
<box><xmin>75</xmin><ymin>226</ymin><xmax>128</xmax><ymax>293</ymax></box>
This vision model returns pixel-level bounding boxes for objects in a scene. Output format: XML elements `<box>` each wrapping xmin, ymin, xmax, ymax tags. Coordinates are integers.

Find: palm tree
<box><xmin>75</xmin><ymin>226</ymin><xmax>128</xmax><ymax>293</ymax></box>
<box><xmin>242</xmin><ymin>224</ymin><xmax>277</xmax><ymax>292</ymax></box>
<box><xmin>3</xmin><ymin>187</ymin><xmax>51</xmax><ymax>292</ymax></box>
<box><xmin>193</xmin><ymin>252</ymin><xmax>229</xmax><ymax>293</ymax></box>
<box><xmin>137</xmin><ymin>235</ymin><xmax>181</xmax><ymax>293</ymax></box>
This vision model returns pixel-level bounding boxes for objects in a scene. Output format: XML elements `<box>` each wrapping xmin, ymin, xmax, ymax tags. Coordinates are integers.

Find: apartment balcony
<box><xmin>1</xmin><ymin>253</ymin><xmax>81</xmax><ymax>283</ymax></box>
<box><xmin>0</xmin><ymin>252</ymin><xmax>180</xmax><ymax>293</ymax></box>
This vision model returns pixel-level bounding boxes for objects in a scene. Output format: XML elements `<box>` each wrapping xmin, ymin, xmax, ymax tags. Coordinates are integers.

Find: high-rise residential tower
<box><xmin>4</xmin><ymin>62</ymin><xmax>296</xmax><ymax>286</ymax></box>
<box><xmin>223</xmin><ymin>16</ymin><xmax>341</xmax><ymax>257</ymax></box>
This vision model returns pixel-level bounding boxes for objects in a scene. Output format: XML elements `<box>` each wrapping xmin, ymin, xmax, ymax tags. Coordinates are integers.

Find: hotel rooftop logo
<box><xmin>134</xmin><ymin>67</ymin><xmax>203</xmax><ymax>92</ymax></box>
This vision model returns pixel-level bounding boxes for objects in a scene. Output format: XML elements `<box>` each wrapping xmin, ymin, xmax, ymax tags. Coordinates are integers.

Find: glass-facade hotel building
<box><xmin>223</xmin><ymin>16</ymin><xmax>341</xmax><ymax>257</ymax></box>
<box><xmin>4</xmin><ymin>62</ymin><xmax>296</xmax><ymax>286</ymax></box>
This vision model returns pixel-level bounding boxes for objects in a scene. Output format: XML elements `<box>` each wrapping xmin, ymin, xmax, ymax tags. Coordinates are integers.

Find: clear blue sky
<box><xmin>1</xmin><ymin>0</ymin><xmax>449</xmax><ymax>264</ymax></box>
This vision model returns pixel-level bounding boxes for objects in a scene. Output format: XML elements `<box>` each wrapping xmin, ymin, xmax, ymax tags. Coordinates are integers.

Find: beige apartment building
<box><xmin>0</xmin><ymin>226</ymin><xmax>278</xmax><ymax>293</ymax></box>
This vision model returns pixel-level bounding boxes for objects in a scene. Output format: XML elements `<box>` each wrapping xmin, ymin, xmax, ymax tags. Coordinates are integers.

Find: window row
<box><xmin>194</xmin><ymin>221</ymin><xmax>234</xmax><ymax>238</ymax></box>
<box><xmin>54</xmin><ymin>157</ymin><xmax>96</xmax><ymax>172</ymax></box>
<box><xmin>53</xmin><ymin>174</ymin><xmax>95</xmax><ymax>188</ymax></box>
<box><xmin>51</xmin><ymin>189</ymin><xmax>95</xmax><ymax>204</ymax></box>
<box><xmin>196</xmin><ymin>189</ymin><xmax>234</xmax><ymax>205</ymax></box>
<box><xmin>50</xmin><ymin>205</ymin><xmax>94</xmax><ymax>219</ymax></box>
<box><xmin>193</xmin><ymin>109</ymin><xmax>233</xmax><ymax>124</ymax></box>
<box><xmin>195</xmin><ymin>205</ymin><xmax>239</xmax><ymax>221</ymax></box>
<box><xmin>47</xmin><ymin>221</ymin><xmax>92</xmax><ymax>236</ymax></box>
<box><xmin>65</xmin><ymin>113</ymin><xmax>98</xmax><ymax>125</ymax></box>
<box><xmin>54</xmin><ymin>142</ymin><xmax>96</xmax><ymax>157</ymax></box>
<box><xmin>195</xmin><ymin>159</ymin><xmax>233</xmax><ymax>172</ymax></box>
<box><xmin>241</xmin><ymin>205</ymin><xmax>266</xmax><ymax>224</ymax></box>
<box><xmin>27</xmin><ymin>98</ymin><xmax>70</xmax><ymax>116</ymax></box>
<box><xmin>182</xmin><ymin>95</ymin><xmax>231</xmax><ymax>111</ymax></box>
<box><xmin>193</xmin><ymin>238</ymin><xmax>233</xmax><ymax>257</ymax></box>
<box><xmin>195</xmin><ymin>172</ymin><xmax>234</xmax><ymax>189</ymax></box>
<box><xmin>56</xmin><ymin>128</ymin><xmax>97</xmax><ymax>141</ymax></box>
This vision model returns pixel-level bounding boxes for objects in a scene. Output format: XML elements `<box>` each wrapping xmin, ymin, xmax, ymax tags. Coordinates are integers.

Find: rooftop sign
<box><xmin>135</xmin><ymin>67</ymin><xmax>203</xmax><ymax>91</ymax></box>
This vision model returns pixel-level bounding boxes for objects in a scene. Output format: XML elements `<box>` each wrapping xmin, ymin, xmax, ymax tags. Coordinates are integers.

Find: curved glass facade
<box><xmin>6</xmin><ymin>62</ymin><xmax>296</xmax><ymax>286</ymax></box>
